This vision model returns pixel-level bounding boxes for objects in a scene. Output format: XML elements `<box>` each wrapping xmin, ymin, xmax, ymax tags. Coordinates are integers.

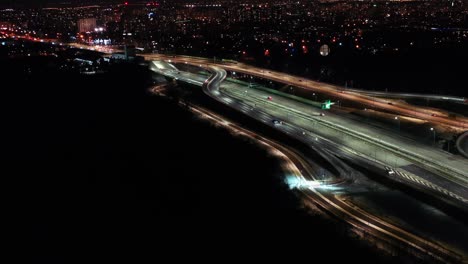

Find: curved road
<box><xmin>150</xmin><ymin>62</ymin><xmax>465</xmax><ymax>262</ymax></box>
<box><xmin>144</xmin><ymin>54</ymin><xmax>468</xmax><ymax>130</ymax></box>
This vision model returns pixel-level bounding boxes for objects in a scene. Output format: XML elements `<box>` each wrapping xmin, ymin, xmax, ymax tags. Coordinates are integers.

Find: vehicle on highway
<box><xmin>267</xmin><ymin>96</ymin><xmax>272</xmax><ymax>100</ymax></box>
<box><xmin>319</xmin><ymin>113</ymin><xmax>325</xmax><ymax>116</ymax></box>
<box><xmin>272</xmin><ymin>119</ymin><xmax>283</xmax><ymax>125</ymax></box>
<box><xmin>431</xmin><ymin>113</ymin><xmax>437</xmax><ymax>117</ymax></box>
<box><xmin>388</xmin><ymin>102</ymin><xmax>394</xmax><ymax>105</ymax></box>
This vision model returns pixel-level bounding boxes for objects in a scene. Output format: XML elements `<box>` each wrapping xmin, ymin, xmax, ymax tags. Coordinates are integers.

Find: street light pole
<box><xmin>395</xmin><ymin>116</ymin><xmax>400</xmax><ymax>133</ymax></box>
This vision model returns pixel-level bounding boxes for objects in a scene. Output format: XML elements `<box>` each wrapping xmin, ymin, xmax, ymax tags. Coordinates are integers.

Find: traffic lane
<box><xmin>154</xmin><ymin>59</ymin><xmax>468</xmax><ymax>260</ymax></box>
<box><xmin>146</xmin><ymin>55</ymin><xmax>468</xmax><ymax>129</ymax></box>
<box><xmin>222</xmin><ymin>81</ymin><xmax>468</xmax><ymax>179</ymax></box>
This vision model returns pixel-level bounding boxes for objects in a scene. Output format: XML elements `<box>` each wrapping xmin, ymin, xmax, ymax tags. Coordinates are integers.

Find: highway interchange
<box><xmin>148</xmin><ymin>56</ymin><xmax>468</xmax><ymax>262</ymax></box>
<box><xmin>147</xmin><ymin>54</ymin><xmax>468</xmax><ymax>130</ymax></box>
<box><xmin>4</xmin><ymin>30</ymin><xmax>467</xmax><ymax>262</ymax></box>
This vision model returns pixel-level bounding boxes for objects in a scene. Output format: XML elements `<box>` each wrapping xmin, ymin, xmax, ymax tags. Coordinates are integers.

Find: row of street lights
<box><xmin>394</xmin><ymin>116</ymin><xmax>436</xmax><ymax>145</ymax></box>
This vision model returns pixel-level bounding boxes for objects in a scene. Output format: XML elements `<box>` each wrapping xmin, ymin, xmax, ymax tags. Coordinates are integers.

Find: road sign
<box><xmin>321</xmin><ymin>99</ymin><xmax>333</xmax><ymax>109</ymax></box>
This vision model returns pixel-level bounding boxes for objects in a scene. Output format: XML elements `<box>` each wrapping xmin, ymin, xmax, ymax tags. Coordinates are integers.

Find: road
<box><xmin>143</xmin><ymin>54</ymin><xmax>468</xmax><ymax>130</ymax></box>
<box><xmin>151</xmin><ymin>65</ymin><xmax>467</xmax><ymax>262</ymax></box>
<box><xmin>215</xmin><ymin>76</ymin><xmax>468</xmax><ymax>197</ymax></box>
<box><xmin>154</xmin><ymin>62</ymin><xmax>468</xmax><ymax>202</ymax></box>
<box><xmin>342</xmin><ymin>88</ymin><xmax>466</xmax><ymax>104</ymax></box>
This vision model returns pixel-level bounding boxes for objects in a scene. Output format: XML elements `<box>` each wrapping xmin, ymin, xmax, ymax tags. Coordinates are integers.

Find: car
<box><xmin>267</xmin><ymin>96</ymin><xmax>272</xmax><ymax>100</ymax></box>
<box><xmin>272</xmin><ymin>119</ymin><xmax>281</xmax><ymax>125</ymax></box>
<box><xmin>431</xmin><ymin>113</ymin><xmax>437</xmax><ymax>117</ymax></box>
<box><xmin>319</xmin><ymin>113</ymin><xmax>325</xmax><ymax>116</ymax></box>
<box><xmin>299</xmin><ymin>79</ymin><xmax>303</xmax><ymax>82</ymax></box>
<box><xmin>387</xmin><ymin>102</ymin><xmax>394</xmax><ymax>105</ymax></box>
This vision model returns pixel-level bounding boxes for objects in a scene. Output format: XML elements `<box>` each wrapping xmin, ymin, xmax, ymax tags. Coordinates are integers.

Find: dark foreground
<box><xmin>3</xmin><ymin>58</ymin><xmax>407</xmax><ymax>263</ymax></box>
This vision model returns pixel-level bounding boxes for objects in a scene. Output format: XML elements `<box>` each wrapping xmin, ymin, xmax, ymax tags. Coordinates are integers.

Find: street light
<box><xmin>394</xmin><ymin>116</ymin><xmax>400</xmax><ymax>133</ymax></box>
<box><xmin>430</xmin><ymin>127</ymin><xmax>436</xmax><ymax>146</ymax></box>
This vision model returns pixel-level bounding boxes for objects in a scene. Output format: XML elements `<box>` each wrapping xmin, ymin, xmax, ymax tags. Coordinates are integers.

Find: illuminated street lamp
<box><xmin>364</xmin><ymin>108</ymin><xmax>369</xmax><ymax>122</ymax></box>
<box><xmin>430</xmin><ymin>127</ymin><xmax>436</xmax><ymax>145</ymax></box>
<box><xmin>394</xmin><ymin>116</ymin><xmax>400</xmax><ymax>133</ymax></box>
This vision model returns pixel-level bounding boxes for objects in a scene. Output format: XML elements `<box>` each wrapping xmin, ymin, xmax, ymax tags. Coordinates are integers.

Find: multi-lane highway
<box><xmin>144</xmin><ymin>54</ymin><xmax>468</xmax><ymax>130</ymax></box>
<box><xmin>344</xmin><ymin>88</ymin><xmax>466</xmax><ymax>104</ymax></box>
<box><xmin>152</xmin><ymin>61</ymin><xmax>468</xmax><ymax>196</ymax></box>
<box><xmin>150</xmin><ymin>59</ymin><xmax>468</xmax><ymax>262</ymax></box>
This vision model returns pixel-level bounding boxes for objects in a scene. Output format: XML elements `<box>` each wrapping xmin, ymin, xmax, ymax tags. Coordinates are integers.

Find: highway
<box><xmin>143</xmin><ymin>54</ymin><xmax>468</xmax><ymax>130</ymax></box>
<box><xmin>344</xmin><ymin>88</ymin><xmax>466</xmax><ymax>104</ymax></box>
<box><xmin>150</xmin><ymin>64</ymin><xmax>467</xmax><ymax>262</ymax></box>
<box><xmin>153</xmin><ymin>62</ymin><xmax>468</xmax><ymax>202</ymax></box>
<box><xmin>216</xmin><ymin>76</ymin><xmax>468</xmax><ymax>196</ymax></box>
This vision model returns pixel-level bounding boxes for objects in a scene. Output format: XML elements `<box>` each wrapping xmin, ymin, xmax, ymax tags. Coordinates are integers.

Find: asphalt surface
<box><xmin>150</xmin><ymin>61</ymin><xmax>468</xmax><ymax>260</ymax></box>
<box><xmin>162</xmin><ymin>65</ymin><xmax>468</xmax><ymax>202</ymax></box>
<box><xmin>144</xmin><ymin>54</ymin><xmax>468</xmax><ymax>130</ymax></box>
<box><xmin>344</xmin><ymin>89</ymin><xmax>466</xmax><ymax>103</ymax></box>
